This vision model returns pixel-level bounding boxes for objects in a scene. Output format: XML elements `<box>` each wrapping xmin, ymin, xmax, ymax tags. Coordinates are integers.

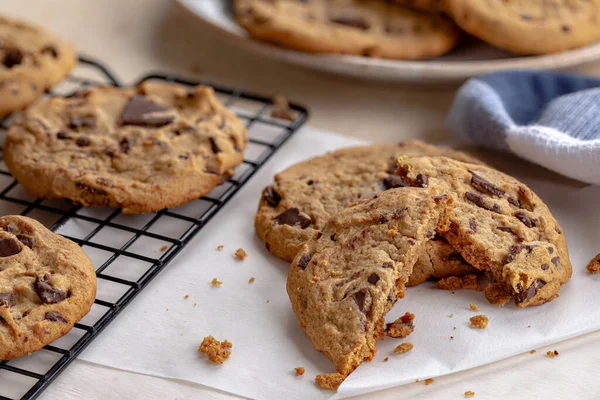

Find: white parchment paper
<box><xmin>53</xmin><ymin>127</ymin><xmax>599</xmax><ymax>400</ymax></box>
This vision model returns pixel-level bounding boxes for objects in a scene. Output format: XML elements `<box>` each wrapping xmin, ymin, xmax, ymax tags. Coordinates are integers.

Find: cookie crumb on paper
<box><xmin>530</xmin><ymin>350</ymin><xmax>536</xmax><ymax>354</ymax></box>
<box><xmin>211</xmin><ymin>278</ymin><xmax>222</xmax><ymax>287</ymax></box>
<box><xmin>394</xmin><ymin>342</ymin><xmax>413</xmax><ymax>354</ymax></box>
<box><xmin>216</xmin><ymin>245</ymin><xmax>224</xmax><ymax>251</ymax></box>
<box><xmin>315</xmin><ymin>373</ymin><xmax>345</xmax><ymax>390</ymax></box>
<box><xmin>465</xmin><ymin>391</ymin><xmax>475</xmax><ymax>397</ymax></box>
<box><xmin>184</xmin><ymin>294</ymin><xmax>189</xmax><ymax>300</ymax></box>
<box><xmin>160</xmin><ymin>245</ymin><xmax>168</xmax><ymax>252</ymax></box>
<box><xmin>271</xmin><ymin>95</ymin><xmax>295</xmax><ymax>121</ymax></box>
<box><xmin>235</xmin><ymin>248</ymin><xmax>248</xmax><ymax>260</ymax></box>
<box><xmin>425</xmin><ymin>378</ymin><xmax>434</xmax><ymax>385</ymax></box>
<box><xmin>470</xmin><ymin>315</ymin><xmax>488</xmax><ymax>329</ymax></box>
<box><xmin>294</xmin><ymin>367</ymin><xmax>305</xmax><ymax>376</ymax></box>
<box><xmin>248</xmin><ymin>277</ymin><xmax>255</xmax><ymax>283</ymax></box>
<box><xmin>385</xmin><ymin>312</ymin><xmax>415</xmax><ymax>338</ymax></box>
<box><xmin>198</xmin><ymin>336</ymin><xmax>232</xmax><ymax>364</ymax></box>
<box><xmin>469</xmin><ymin>303</ymin><xmax>480</xmax><ymax>311</ymax></box>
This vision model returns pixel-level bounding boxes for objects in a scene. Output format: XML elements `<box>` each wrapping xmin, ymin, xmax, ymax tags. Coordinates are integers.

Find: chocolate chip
<box><xmin>297</xmin><ymin>254</ymin><xmax>311</xmax><ymax>269</ymax></box>
<box><xmin>515</xmin><ymin>211</ymin><xmax>536</xmax><ymax>228</ymax></box>
<box><xmin>497</xmin><ymin>226</ymin><xmax>513</xmax><ymax>233</ymax></box>
<box><xmin>447</xmin><ymin>253</ymin><xmax>466</xmax><ymax>262</ymax></box>
<box><xmin>275</xmin><ymin>208</ymin><xmax>311</xmax><ymax>229</ymax></box>
<box><xmin>41</xmin><ymin>45</ymin><xmax>59</xmax><ymax>58</ymax></box>
<box><xmin>416</xmin><ymin>174</ymin><xmax>428</xmax><ymax>187</ymax></box>
<box><xmin>382</xmin><ymin>262</ymin><xmax>393</xmax><ymax>269</ymax></box>
<box><xmin>35</xmin><ymin>277</ymin><xmax>68</xmax><ymax>304</ymax></box>
<box><xmin>22</xmin><ymin>309</ymin><xmax>31</xmax><ymax>317</ymax></box>
<box><xmin>76</xmin><ymin>136</ymin><xmax>90</xmax><ymax>147</ymax></box>
<box><xmin>507</xmin><ymin>196</ymin><xmax>521</xmax><ymax>207</ymax></box>
<box><xmin>209</xmin><ymin>137</ymin><xmax>221</xmax><ymax>154</ymax></box>
<box><xmin>2</xmin><ymin>48</ymin><xmax>24</xmax><ymax>68</ymax></box>
<box><xmin>465</xmin><ymin>192</ymin><xmax>501</xmax><ymax>214</ymax></box>
<box><xmin>105</xmin><ymin>145</ymin><xmax>117</xmax><ymax>157</ymax></box>
<box><xmin>0</xmin><ymin>293</ymin><xmax>15</xmax><ymax>308</ymax></box>
<box><xmin>119</xmin><ymin>137</ymin><xmax>135</xmax><ymax>153</ymax></box>
<box><xmin>379</xmin><ymin>214</ymin><xmax>388</xmax><ymax>223</ymax></box>
<box><xmin>432</xmin><ymin>195</ymin><xmax>448</xmax><ymax>202</ymax></box>
<box><xmin>506</xmin><ymin>243</ymin><xmax>537</xmax><ymax>264</ymax></box>
<box><xmin>514</xmin><ymin>280</ymin><xmax>545</xmax><ymax>304</ymax></box>
<box><xmin>552</xmin><ymin>257</ymin><xmax>560</xmax><ymax>267</ymax></box>
<box><xmin>306</xmin><ymin>179</ymin><xmax>314</xmax><ymax>186</ymax></box>
<box><xmin>521</xmin><ymin>14</ymin><xmax>532</xmax><ymax>21</ymax></box>
<box><xmin>470</xmin><ymin>171</ymin><xmax>505</xmax><ymax>197</ymax></box>
<box><xmin>69</xmin><ymin>116</ymin><xmax>96</xmax><ymax>129</ymax></box>
<box><xmin>368</xmin><ymin>273</ymin><xmax>380</xmax><ymax>285</ymax></box>
<box><xmin>262</xmin><ymin>186</ymin><xmax>281</xmax><ymax>207</ymax></box>
<box><xmin>469</xmin><ymin>218</ymin><xmax>478</xmax><ymax>232</ymax></box>
<box><xmin>45</xmin><ymin>312</ymin><xmax>67</xmax><ymax>323</ymax></box>
<box><xmin>383</xmin><ymin>175</ymin><xmax>408</xmax><ymax>190</ymax></box>
<box><xmin>407</xmin><ymin>239</ymin><xmax>415</xmax><ymax>246</ymax></box>
<box><xmin>75</xmin><ymin>182</ymin><xmax>108</xmax><ymax>196</ymax></box>
<box><xmin>352</xmin><ymin>289</ymin><xmax>369</xmax><ymax>313</ymax></box>
<box><xmin>316</xmin><ymin>231</ymin><xmax>322</xmax><ymax>239</ymax></box>
<box><xmin>541</xmin><ymin>263</ymin><xmax>549</xmax><ymax>271</ymax></box>
<box><xmin>120</xmin><ymin>95</ymin><xmax>174</xmax><ymax>127</ymax></box>
<box><xmin>56</xmin><ymin>131</ymin><xmax>70</xmax><ymax>140</ymax></box>
<box><xmin>17</xmin><ymin>235</ymin><xmax>35</xmax><ymax>248</ymax></box>
<box><xmin>0</xmin><ymin>238</ymin><xmax>21</xmax><ymax>257</ymax></box>
<box><xmin>330</xmin><ymin>15</ymin><xmax>370</xmax><ymax>30</ymax></box>
<box><xmin>555</xmin><ymin>227</ymin><xmax>562</xmax><ymax>235</ymax></box>
<box><xmin>548</xmin><ymin>247</ymin><xmax>554</xmax><ymax>255</ymax></box>
<box><xmin>562</xmin><ymin>25</ymin><xmax>571</xmax><ymax>33</ymax></box>
<box><xmin>330</xmin><ymin>234</ymin><xmax>336</xmax><ymax>242</ymax></box>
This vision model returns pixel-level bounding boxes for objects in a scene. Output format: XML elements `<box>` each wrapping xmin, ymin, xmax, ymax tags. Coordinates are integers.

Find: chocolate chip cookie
<box><xmin>234</xmin><ymin>0</ymin><xmax>459</xmax><ymax>59</ymax></box>
<box><xmin>447</xmin><ymin>0</ymin><xmax>600</xmax><ymax>54</ymax></box>
<box><xmin>0</xmin><ymin>15</ymin><xmax>77</xmax><ymax>117</ymax></box>
<box><xmin>4</xmin><ymin>81</ymin><xmax>248</xmax><ymax>213</ymax></box>
<box><xmin>287</xmin><ymin>188</ymin><xmax>454</xmax><ymax>376</ymax></box>
<box><xmin>396</xmin><ymin>156</ymin><xmax>572</xmax><ymax>307</ymax></box>
<box><xmin>0</xmin><ymin>215</ymin><xmax>96</xmax><ymax>360</ymax></box>
<box><xmin>255</xmin><ymin>141</ymin><xmax>479</xmax><ymax>284</ymax></box>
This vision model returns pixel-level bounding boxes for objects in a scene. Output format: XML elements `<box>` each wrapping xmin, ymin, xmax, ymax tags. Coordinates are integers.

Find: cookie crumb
<box><xmin>193</xmin><ymin>303</ymin><xmax>197</xmax><ymax>307</ymax></box>
<box><xmin>160</xmin><ymin>245</ymin><xmax>168</xmax><ymax>252</ymax></box>
<box><xmin>546</xmin><ymin>350</ymin><xmax>556</xmax><ymax>358</ymax></box>
<box><xmin>530</xmin><ymin>350</ymin><xmax>536</xmax><ymax>354</ymax></box>
<box><xmin>315</xmin><ymin>373</ymin><xmax>345</xmax><ymax>390</ymax></box>
<box><xmin>449</xmin><ymin>313</ymin><xmax>454</xmax><ymax>318</ymax></box>
<box><xmin>528</xmin><ymin>325</ymin><xmax>531</xmax><ymax>328</ymax></box>
<box><xmin>470</xmin><ymin>315</ymin><xmax>488</xmax><ymax>329</ymax></box>
<box><xmin>385</xmin><ymin>312</ymin><xmax>415</xmax><ymax>338</ymax></box>
<box><xmin>383</xmin><ymin>357</ymin><xmax>389</xmax><ymax>362</ymax></box>
<box><xmin>586</xmin><ymin>253</ymin><xmax>600</xmax><ymax>273</ymax></box>
<box><xmin>271</xmin><ymin>95</ymin><xmax>295</xmax><ymax>121</ymax></box>
<box><xmin>393</xmin><ymin>342</ymin><xmax>414</xmax><ymax>354</ymax></box>
<box><xmin>450</xmin><ymin>336</ymin><xmax>454</xmax><ymax>339</ymax></box>
<box><xmin>184</xmin><ymin>295</ymin><xmax>189</xmax><ymax>300</ymax></box>
<box><xmin>295</xmin><ymin>367</ymin><xmax>305</xmax><ymax>376</ymax></box>
<box><xmin>216</xmin><ymin>245</ymin><xmax>224</xmax><ymax>251</ymax></box>
<box><xmin>438</xmin><ymin>274</ymin><xmax>482</xmax><ymax>291</ymax></box>
<box><xmin>469</xmin><ymin>303</ymin><xmax>480</xmax><ymax>311</ymax></box>
<box><xmin>235</xmin><ymin>248</ymin><xmax>248</xmax><ymax>260</ymax></box>
<box><xmin>425</xmin><ymin>378</ymin><xmax>434</xmax><ymax>385</ymax></box>
<box><xmin>248</xmin><ymin>277</ymin><xmax>255</xmax><ymax>283</ymax></box>
<box><xmin>198</xmin><ymin>336</ymin><xmax>232</xmax><ymax>364</ymax></box>
<box><xmin>465</xmin><ymin>391</ymin><xmax>475</xmax><ymax>398</ymax></box>
<box><xmin>415</xmin><ymin>379</ymin><xmax>420</xmax><ymax>383</ymax></box>
<box><xmin>211</xmin><ymin>278</ymin><xmax>222</xmax><ymax>287</ymax></box>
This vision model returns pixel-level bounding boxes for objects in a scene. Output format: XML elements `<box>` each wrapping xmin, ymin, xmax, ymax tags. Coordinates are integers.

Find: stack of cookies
<box><xmin>254</xmin><ymin>141</ymin><xmax>572</xmax><ymax>384</ymax></box>
<box><xmin>234</xmin><ymin>0</ymin><xmax>600</xmax><ymax>58</ymax></box>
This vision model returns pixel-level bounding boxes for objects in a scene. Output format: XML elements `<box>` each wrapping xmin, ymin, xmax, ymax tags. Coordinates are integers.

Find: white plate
<box><xmin>175</xmin><ymin>0</ymin><xmax>600</xmax><ymax>82</ymax></box>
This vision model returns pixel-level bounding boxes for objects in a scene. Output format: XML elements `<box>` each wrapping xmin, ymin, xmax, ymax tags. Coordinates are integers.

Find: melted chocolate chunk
<box><xmin>506</xmin><ymin>243</ymin><xmax>537</xmax><ymax>264</ymax></box>
<box><xmin>547</xmin><ymin>247</ymin><xmax>554</xmax><ymax>255</ymax></box>
<box><xmin>551</xmin><ymin>257</ymin><xmax>560</xmax><ymax>267</ymax></box>
<box><xmin>209</xmin><ymin>137</ymin><xmax>221</xmax><ymax>154</ymax></box>
<box><xmin>75</xmin><ymin>182</ymin><xmax>108</xmax><ymax>196</ymax></box>
<box><xmin>379</xmin><ymin>213</ymin><xmax>388</xmax><ymax>223</ymax></box>
<box><xmin>383</xmin><ymin>175</ymin><xmax>408</xmax><ymax>190</ymax></box>
<box><xmin>2</xmin><ymin>48</ymin><xmax>24</xmax><ymax>68</ymax></box>
<box><xmin>262</xmin><ymin>186</ymin><xmax>281</xmax><ymax>207</ymax></box>
<box><xmin>469</xmin><ymin>218</ymin><xmax>478</xmax><ymax>232</ymax></box>
<box><xmin>330</xmin><ymin>234</ymin><xmax>336</xmax><ymax>242</ymax></box>
<box><xmin>0</xmin><ymin>238</ymin><xmax>21</xmax><ymax>257</ymax></box>
<box><xmin>275</xmin><ymin>208</ymin><xmax>311</xmax><ymax>229</ymax></box>
<box><xmin>352</xmin><ymin>289</ymin><xmax>369</xmax><ymax>313</ymax></box>
<box><xmin>515</xmin><ymin>211</ymin><xmax>536</xmax><ymax>228</ymax></box>
<box><xmin>35</xmin><ymin>278</ymin><xmax>68</xmax><ymax>304</ymax></box>
<box><xmin>496</xmin><ymin>226</ymin><xmax>514</xmax><ymax>233</ymax></box>
<box><xmin>465</xmin><ymin>192</ymin><xmax>501</xmax><ymax>214</ymax></box>
<box><xmin>56</xmin><ymin>131</ymin><xmax>70</xmax><ymax>140</ymax></box>
<box><xmin>330</xmin><ymin>15</ymin><xmax>370</xmax><ymax>30</ymax></box>
<box><xmin>514</xmin><ymin>280</ymin><xmax>545</xmax><ymax>304</ymax></box>
<box><xmin>41</xmin><ymin>45</ymin><xmax>59</xmax><ymax>58</ymax></box>
<box><xmin>0</xmin><ymin>293</ymin><xmax>15</xmax><ymax>308</ymax></box>
<box><xmin>470</xmin><ymin>171</ymin><xmax>505</xmax><ymax>197</ymax></box>
<box><xmin>76</xmin><ymin>136</ymin><xmax>90</xmax><ymax>147</ymax></box>
<box><xmin>69</xmin><ymin>116</ymin><xmax>96</xmax><ymax>129</ymax></box>
<box><xmin>416</xmin><ymin>174</ymin><xmax>428</xmax><ymax>187</ymax></box>
<box><xmin>119</xmin><ymin>137</ymin><xmax>135</xmax><ymax>153</ymax></box>
<box><xmin>297</xmin><ymin>254</ymin><xmax>311</xmax><ymax>269</ymax></box>
<box><xmin>382</xmin><ymin>262</ymin><xmax>393</xmax><ymax>269</ymax></box>
<box><xmin>541</xmin><ymin>263</ymin><xmax>549</xmax><ymax>271</ymax></box>
<box><xmin>120</xmin><ymin>95</ymin><xmax>174</xmax><ymax>127</ymax></box>
<box><xmin>507</xmin><ymin>196</ymin><xmax>521</xmax><ymax>207</ymax></box>
<box><xmin>17</xmin><ymin>235</ymin><xmax>35</xmax><ymax>248</ymax></box>
<box><xmin>368</xmin><ymin>273</ymin><xmax>380</xmax><ymax>285</ymax></box>
<box><xmin>45</xmin><ymin>312</ymin><xmax>67</xmax><ymax>323</ymax></box>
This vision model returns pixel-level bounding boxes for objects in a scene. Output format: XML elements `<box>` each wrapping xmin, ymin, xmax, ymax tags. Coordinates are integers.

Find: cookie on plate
<box><xmin>392</xmin><ymin>0</ymin><xmax>449</xmax><ymax>13</ymax></box>
<box><xmin>0</xmin><ymin>15</ymin><xmax>77</xmax><ymax>117</ymax></box>
<box><xmin>234</xmin><ymin>0</ymin><xmax>459</xmax><ymax>59</ymax></box>
<box><xmin>255</xmin><ymin>141</ymin><xmax>479</xmax><ymax>285</ymax></box>
<box><xmin>397</xmin><ymin>156</ymin><xmax>572</xmax><ymax>307</ymax></box>
<box><xmin>447</xmin><ymin>0</ymin><xmax>600</xmax><ymax>54</ymax></box>
<box><xmin>4</xmin><ymin>81</ymin><xmax>248</xmax><ymax>214</ymax></box>
<box><xmin>0</xmin><ymin>215</ymin><xmax>96</xmax><ymax>360</ymax></box>
<box><xmin>287</xmin><ymin>188</ymin><xmax>454</xmax><ymax>375</ymax></box>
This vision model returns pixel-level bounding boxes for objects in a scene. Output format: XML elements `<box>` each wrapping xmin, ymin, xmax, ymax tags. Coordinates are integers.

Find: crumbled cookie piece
<box><xmin>160</xmin><ymin>245</ymin><xmax>168</xmax><ymax>252</ymax></box>
<box><xmin>248</xmin><ymin>277</ymin><xmax>255</xmax><ymax>283</ymax></box>
<box><xmin>546</xmin><ymin>350</ymin><xmax>556</xmax><ymax>358</ymax></box>
<box><xmin>271</xmin><ymin>95</ymin><xmax>295</xmax><ymax>121</ymax></box>
<box><xmin>450</xmin><ymin>336</ymin><xmax>454</xmax><ymax>339</ymax></box>
<box><xmin>469</xmin><ymin>303</ymin><xmax>480</xmax><ymax>311</ymax></box>
<box><xmin>470</xmin><ymin>315</ymin><xmax>488</xmax><ymax>329</ymax></box>
<box><xmin>235</xmin><ymin>248</ymin><xmax>248</xmax><ymax>260</ymax></box>
<box><xmin>587</xmin><ymin>253</ymin><xmax>600</xmax><ymax>274</ymax></box>
<box><xmin>383</xmin><ymin>357</ymin><xmax>389</xmax><ymax>362</ymax></box>
<box><xmin>394</xmin><ymin>342</ymin><xmax>414</xmax><ymax>354</ymax></box>
<box><xmin>216</xmin><ymin>245</ymin><xmax>224</xmax><ymax>251</ymax></box>
<box><xmin>184</xmin><ymin>294</ymin><xmax>189</xmax><ymax>300</ymax></box>
<box><xmin>211</xmin><ymin>278</ymin><xmax>222</xmax><ymax>287</ymax></box>
<box><xmin>425</xmin><ymin>378</ymin><xmax>434</xmax><ymax>385</ymax></box>
<box><xmin>438</xmin><ymin>274</ymin><xmax>482</xmax><ymax>291</ymax></box>
<box><xmin>385</xmin><ymin>312</ymin><xmax>415</xmax><ymax>338</ymax></box>
<box><xmin>530</xmin><ymin>350</ymin><xmax>536</xmax><ymax>354</ymax></box>
<box><xmin>315</xmin><ymin>373</ymin><xmax>345</xmax><ymax>390</ymax></box>
<box><xmin>295</xmin><ymin>367</ymin><xmax>305</xmax><ymax>376</ymax></box>
<box><xmin>465</xmin><ymin>391</ymin><xmax>475</xmax><ymax>398</ymax></box>
<box><xmin>449</xmin><ymin>314</ymin><xmax>454</xmax><ymax>318</ymax></box>
<box><xmin>198</xmin><ymin>336</ymin><xmax>232</xmax><ymax>364</ymax></box>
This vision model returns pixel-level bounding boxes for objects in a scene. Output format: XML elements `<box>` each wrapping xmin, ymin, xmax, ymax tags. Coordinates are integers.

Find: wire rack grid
<box><xmin>0</xmin><ymin>56</ymin><xmax>308</xmax><ymax>400</ymax></box>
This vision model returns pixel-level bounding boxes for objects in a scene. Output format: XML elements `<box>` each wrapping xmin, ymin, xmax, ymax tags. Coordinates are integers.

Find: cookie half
<box><xmin>0</xmin><ymin>215</ymin><xmax>96</xmax><ymax>360</ymax></box>
<box><xmin>0</xmin><ymin>15</ymin><xmax>77</xmax><ymax>117</ymax></box>
<box><xmin>4</xmin><ymin>81</ymin><xmax>248</xmax><ymax>214</ymax></box>
<box><xmin>234</xmin><ymin>0</ymin><xmax>459</xmax><ymax>59</ymax></box>
<box><xmin>447</xmin><ymin>0</ymin><xmax>600</xmax><ymax>54</ymax></box>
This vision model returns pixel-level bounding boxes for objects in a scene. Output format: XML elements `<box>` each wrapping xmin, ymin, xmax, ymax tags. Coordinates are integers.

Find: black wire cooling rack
<box><xmin>0</xmin><ymin>57</ymin><xmax>308</xmax><ymax>400</ymax></box>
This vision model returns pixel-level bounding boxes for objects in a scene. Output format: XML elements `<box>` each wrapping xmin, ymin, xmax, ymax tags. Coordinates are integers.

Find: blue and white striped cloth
<box><xmin>447</xmin><ymin>71</ymin><xmax>600</xmax><ymax>185</ymax></box>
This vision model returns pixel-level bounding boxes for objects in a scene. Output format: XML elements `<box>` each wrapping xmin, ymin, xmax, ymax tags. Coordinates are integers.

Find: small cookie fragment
<box><xmin>216</xmin><ymin>245</ymin><xmax>224</xmax><ymax>251</ymax></box>
<box><xmin>184</xmin><ymin>294</ymin><xmax>189</xmax><ymax>300</ymax></box>
<box><xmin>295</xmin><ymin>367</ymin><xmax>305</xmax><ymax>376</ymax></box>
<box><xmin>315</xmin><ymin>373</ymin><xmax>345</xmax><ymax>391</ymax></box>
<box><xmin>384</xmin><ymin>357</ymin><xmax>389</xmax><ymax>362</ymax></box>
<box><xmin>211</xmin><ymin>278</ymin><xmax>222</xmax><ymax>287</ymax></box>
<box><xmin>235</xmin><ymin>248</ymin><xmax>248</xmax><ymax>260</ymax></box>
<box><xmin>437</xmin><ymin>274</ymin><xmax>482</xmax><ymax>291</ymax></box>
<box><xmin>248</xmin><ymin>277</ymin><xmax>255</xmax><ymax>283</ymax></box>
<box><xmin>530</xmin><ymin>350</ymin><xmax>536</xmax><ymax>354</ymax></box>
<box><xmin>547</xmin><ymin>350</ymin><xmax>559</xmax><ymax>358</ymax></box>
<box><xmin>198</xmin><ymin>336</ymin><xmax>232</xmax><ymax>364</ymax></box>
<box><xmin>425</xmin><ymin>378</ymin><xmax>435</xmax><ymax>385</ymax></box>
<box><xmin>271</xmin><ymin>95</ymin><xmax>295</xmax><ymax>121</ymax></box>
<box><xmin>393</xmin><ymin>342</ymin><xmax>414</xmax><ymax>354</ymax></box>
<box><xmin>469</xmin><ymin>303</ymin><xmax>480</xmax><ymax>311</ymax></box>
<box><xmin>465</xmin><ymin>391</ymin><xmax>475</xmax><ymax>398</ymax></box>
<box><xmin>385</xmin><ymin>312</ymin><xmax>415</xmax><ymax>338</ymax></box>
<box><xmin>470</xmin><ymin>315</ymin><xmax>488</xmax><ymax>329</ymax></box>
<box><xmin>586</xmin><ymin>253</ymin><xmax>600</xmax><ymax>274</ymax></box>
<box><xmin>160</xmin><ymin>245</ymin><xmax>168</xmax><ymax>252</ymax></box>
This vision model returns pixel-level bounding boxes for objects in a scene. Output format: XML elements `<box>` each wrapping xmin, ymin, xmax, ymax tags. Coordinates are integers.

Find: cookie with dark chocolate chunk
<box><xmin>396</xmin><ymin>156</ymin><xmax>572</xmax><ymax>307</ymax></box>
<box><xmin>4</xmin><ymin>81</ymin><xmax>248</xmax><ymax>213</ymax></box>
<box><xmin>0</xmin><ymin>215</ymin><xmax>96</xmax><ymax>360</ymax></box>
